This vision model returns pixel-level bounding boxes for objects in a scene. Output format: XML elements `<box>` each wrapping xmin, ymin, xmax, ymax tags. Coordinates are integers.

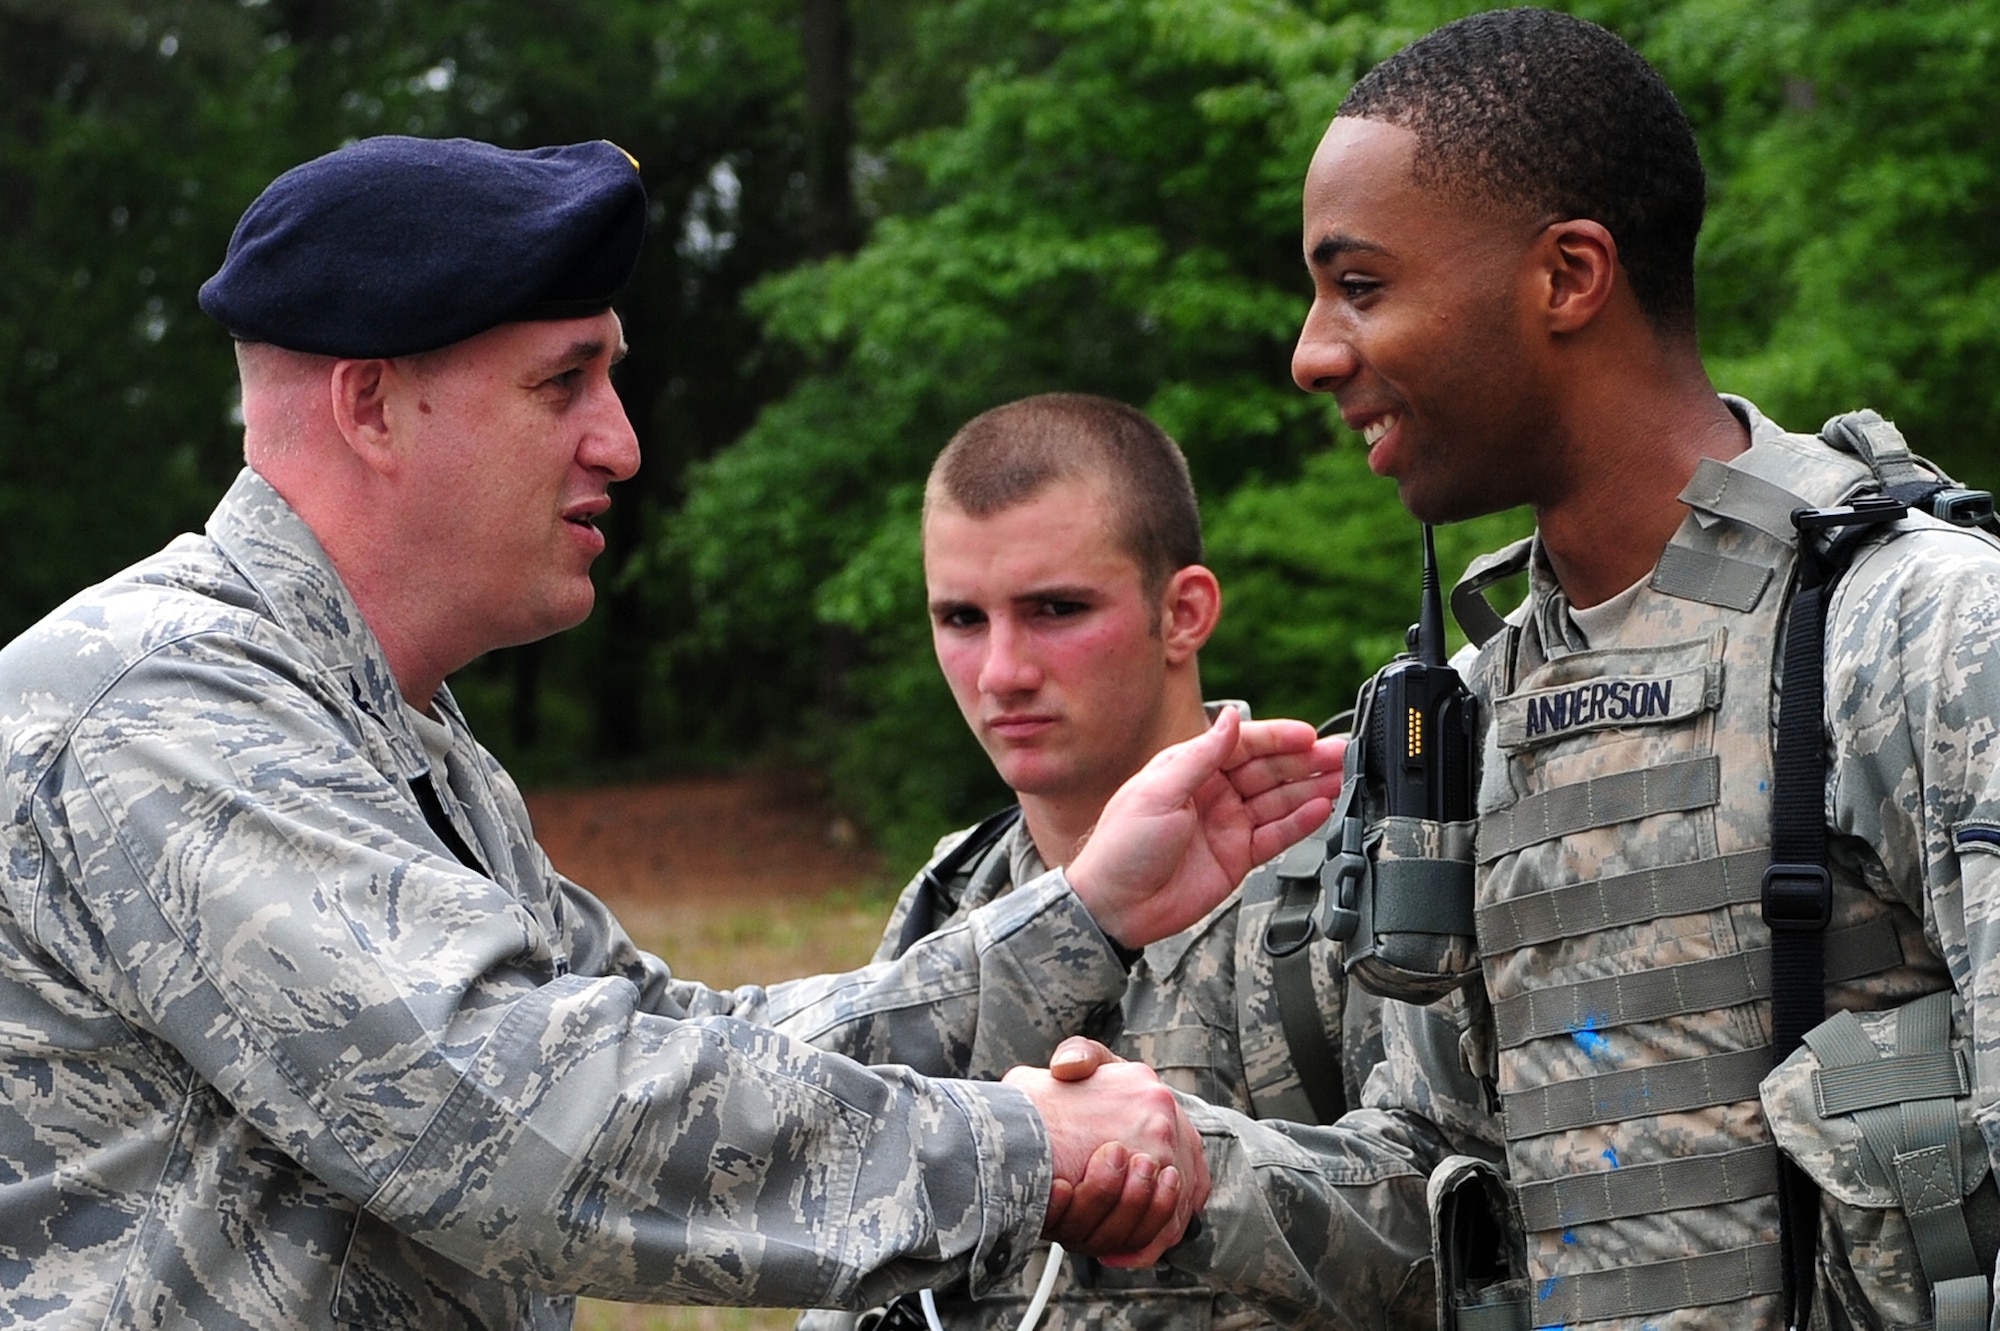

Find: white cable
<box><xmin>915</xmin><ymin>1240</ymin><xmax>1065</xmax><ymax>1331</ymax></box>
<box><xmin>1015</xmin><ymin>1241</ymin><xmax>1065</xmax><ymax>1331</ymax></box>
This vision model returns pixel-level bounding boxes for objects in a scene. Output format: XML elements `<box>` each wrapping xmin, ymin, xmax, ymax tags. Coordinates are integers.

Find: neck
<box><xmin>1536</xmin><ymin>358</ymin><xmax>1748</xmax><ymax>609</ymax></box>
<box><xmin>250</xmin><ymin>454</ymin><xmax>460</xmax><ymax>709</ymax></box>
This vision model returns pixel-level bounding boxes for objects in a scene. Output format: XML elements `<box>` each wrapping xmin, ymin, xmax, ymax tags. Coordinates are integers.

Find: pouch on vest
<box><xmin>1760</xmin><ymin>989</ymin><xmax>2000</xmax><ymax>1331</ymax></box>
<box><xmin>1313</xmin><ymin>525</ymin><xmax>1482</xmax><ymax>1004</ymax></box>
<box><xmin>1430</xmin><ymin>1153</ymin><xmax>1530</xmax><ymax>1331</ymax></box>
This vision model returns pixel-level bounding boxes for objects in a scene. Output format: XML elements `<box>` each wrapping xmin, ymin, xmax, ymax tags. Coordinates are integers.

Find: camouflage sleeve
<box><xmin>1825</xmin><ymin>525</ymin><xmax>2000</xmax><ymax>1191</ymax></box>
<box><xmin>1167</xmin><ymin>1096</ymin><xmax>1439</xmax><ymax>1329</ymax></box>
<box><xmin>22</xmin><ymin>629</ymin><xmax>1053</xmax><ymax>1308</ymax></box>
<box><xmin>543</xmin><ymin>832</ymin><xmax>1124</xmax><ymax>1081</ymax></box>
<box><xmin>1162</xmin><ymin>994</ymin><xmax>1494</xmax><ymax>1329</ymax></box>
<box><xmin>554</xmin><ymin>862</ymin><xmax>1125</xmax><ymax>1082</ymax></box>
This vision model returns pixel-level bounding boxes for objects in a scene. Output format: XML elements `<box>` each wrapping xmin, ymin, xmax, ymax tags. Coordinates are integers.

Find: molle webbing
<box><xmin>1679</xmin><ymin>457</ymin><xmax>1824</xmax><ymax>543</ymax></box>
<box><xmin>1476</xmin><ymin>849</ymin><xmax>1767</xmax><ymax>954</ymax></box>
<box><xmin>1477</xmin><ymin>756</ymin><xmax>1718</xmax><ymax>863</ymax></box>
<box><xmin>1517</xmin><ymin>1143</ymin><xmax>1779</xmax><ymax>1231</ymax></box>
<box><xmin>1532</xmin><ymin>1243</ymin><xmax>1784</xmax><ymax>1326</ymax></box>
<box><xmin>1501</xmin><ymin>1046</ymin><xmax>1771</xmax><ymax>1140</ymax></box>
<box><xmin>1650</xmin><ymin>545</ymin><xmax>1773</xmax><ymax>612</ymax></box>
<box><xmin>1491</xmin><ymin>916</ymin><xmax>1904</xmax><ymax>1049</ymax></box>
<box><xmin>1366</xmin><ymin>859</ymin><xmax>1477</xmax><ymax>935</ymax></box>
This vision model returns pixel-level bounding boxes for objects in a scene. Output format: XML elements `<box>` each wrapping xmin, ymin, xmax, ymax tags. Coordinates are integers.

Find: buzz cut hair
<box><xmin>925</xmin><ymin>393</ymin><xmax>1203</xmax><ymax>599</ymax></box>
<box><xmin>1340</xmin><ymin>6</ymin><xmax>1706</xmax><ymax>337</ymax></box>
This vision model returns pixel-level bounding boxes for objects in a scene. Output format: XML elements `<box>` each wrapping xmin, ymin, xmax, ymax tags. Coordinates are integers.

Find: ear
<box><xmin>1160</xmin><ymin>564</ymin><xmax>1222</xmax><ymax>664</ymax></box>
<box><xmin>328</xmin><ymin>358</ymin><xmax>406</xmax><ymax>476</ymax></box>
<box><xmin>1535</xmin><ymin>218</ymin><xmax>1619</xmax><ymax>335</ymax></box>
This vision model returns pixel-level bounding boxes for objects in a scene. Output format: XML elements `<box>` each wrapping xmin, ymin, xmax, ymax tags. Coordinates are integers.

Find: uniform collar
<box><xmin>204</xmin><ymin>467</ymin><xmax>436</xmax><ymax>781</ymax></box>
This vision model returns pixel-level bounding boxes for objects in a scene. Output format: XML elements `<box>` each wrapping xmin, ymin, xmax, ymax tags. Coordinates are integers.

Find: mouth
<box><xmin>986</xmin><ymin>713</ymin><xmax>1055</xmax><ymax>741</ymax></box>
<box><xmin>563</xmin><ymin>498</ymin><xmax>610</xmax><ymax>529</ymax></box>
<box><xmin>1359</xmin><ymin>414</ymin><xmax>1397</xmax><ymax>448</ymax></box>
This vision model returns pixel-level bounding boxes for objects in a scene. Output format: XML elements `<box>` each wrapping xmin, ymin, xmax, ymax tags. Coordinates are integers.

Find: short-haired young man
<box><xmin>802</xmin><ymin>393</ymin><xmax>1419</xmax><ymax>1330</ymax></box>
<box><xmin>1283</xmin><ymin>8</ymin><xmax>2000</xmax><ymax>1328</ymax></box>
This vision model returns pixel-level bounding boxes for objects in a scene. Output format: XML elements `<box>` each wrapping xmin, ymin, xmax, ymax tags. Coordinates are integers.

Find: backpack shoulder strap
<box><xmin>889</xmin><ymin>804</ymin><xmax>1023</xmax><ymax>959</ymax></box>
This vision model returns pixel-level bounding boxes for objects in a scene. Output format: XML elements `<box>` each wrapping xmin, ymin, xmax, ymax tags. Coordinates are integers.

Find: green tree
<box><xmin>666</xmin><ymin>0</ymin><xmax>2000</xmax><ymax>862</ymax></box>
<box><xmin>662</xmin><ymin>0</ymin><xmax>1534</xmax><ymax>861</ymax></box>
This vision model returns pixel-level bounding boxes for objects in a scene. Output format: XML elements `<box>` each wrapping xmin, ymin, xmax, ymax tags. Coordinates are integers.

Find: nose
<box><xmin>584</xmin><ymin>392</ymin><xmax>642</xmax><ymax>482</ymax></box>
<box><xmin>977</xmin><ymin>618</ymin><xmax>1041</xmax><ymax>698</ymax></box>
<box><xmin>1292</xmin><ymin>299</ymin><xmax>1358</xmax><ymax>395</ymax></box>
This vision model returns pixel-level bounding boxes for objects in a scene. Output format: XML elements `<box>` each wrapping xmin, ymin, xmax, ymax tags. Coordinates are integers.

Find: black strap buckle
<box><xmin>1762</xmin><ymin>863</ymin><xmax>1832</xmax><ymax>931</ymax></box>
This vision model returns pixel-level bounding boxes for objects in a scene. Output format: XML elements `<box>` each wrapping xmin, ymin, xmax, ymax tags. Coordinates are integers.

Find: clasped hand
<box><xmin>1003</xmin><ymin>1039</ymin><xmax>1204</xmax><ymax>1269</ymax></box>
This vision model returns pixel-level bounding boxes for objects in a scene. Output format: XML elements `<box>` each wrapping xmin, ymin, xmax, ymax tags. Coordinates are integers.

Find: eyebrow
<box><xmin>537</xmin><ymin>338</ymin><xmax>627</xmax><ymax>378</ymax></box>
<box><xmin>1309</xmin><ymin>234</ymin><xmax>1392</xmax><ymax>267</ymax></box>
<box><xmin>928</xmin><ymin>584</ymin><xmax>1100</xmax><ymax>616</ymax></box>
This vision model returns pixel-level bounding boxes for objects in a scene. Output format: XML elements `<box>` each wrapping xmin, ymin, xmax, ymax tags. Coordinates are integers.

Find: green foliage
<box><xmin>669</xmin><ymin>0</ymin><xmax>2000</xmax><ymax>861</ymax></box>
<box><xmin>11</xmin><ymin>0</ymin><xmax>2000</xmax><ymax>862</ymax></box>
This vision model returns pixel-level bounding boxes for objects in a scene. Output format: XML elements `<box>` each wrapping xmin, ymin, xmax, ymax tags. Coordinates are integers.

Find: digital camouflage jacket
<box><xmin>0</xmin><ymin>470</ymin><xmax>1147</xmax><ymax>1330</ymax></box>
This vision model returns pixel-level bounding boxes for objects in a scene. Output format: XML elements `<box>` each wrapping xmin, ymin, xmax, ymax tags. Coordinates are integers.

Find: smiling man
<box><xmin>1281</xmin><ymin>8</ymin><xmax>2000</xmax><ymax>1330</ymax></box>
<box><xmin>0</xmin><ymin>140</ymin><xmax>1346</xmax><ymax>1330</ymax></box>
<box><xmin>798</xmin><ymin>394</ymin><xmax>1419</xmax><ymax>1331</ymax></box>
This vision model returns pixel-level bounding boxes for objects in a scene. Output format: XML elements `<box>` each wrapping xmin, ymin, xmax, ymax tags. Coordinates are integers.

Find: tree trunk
<box><xmin>801</xmin><ymin>0</ymin><xmax>856</xmax><ymax>258</ymax></box>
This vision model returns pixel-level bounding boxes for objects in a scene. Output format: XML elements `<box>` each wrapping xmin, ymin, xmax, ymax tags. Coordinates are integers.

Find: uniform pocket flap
<box><xmin>1760</xmin><ymin>995</ymin><xmax>1989</xmax><ymax>1210</ymax></box>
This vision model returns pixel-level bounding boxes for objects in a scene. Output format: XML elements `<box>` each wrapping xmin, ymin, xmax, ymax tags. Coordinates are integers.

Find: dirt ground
<box><xmin>524</xmin><ymin>768</ymin><xmax>898</xmax><ymax>989</ymax></box>
<box><xmin>525</xmin><ymin>767</ymin><xmax>883</xmax><ymax>908</ymax></box>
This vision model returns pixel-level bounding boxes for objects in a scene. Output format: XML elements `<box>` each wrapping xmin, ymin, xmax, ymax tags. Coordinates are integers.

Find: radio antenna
<box><xmin>1417</xmin><ymin>524</ymin><xmax>1447</xmax><ymax>668</ymax></box>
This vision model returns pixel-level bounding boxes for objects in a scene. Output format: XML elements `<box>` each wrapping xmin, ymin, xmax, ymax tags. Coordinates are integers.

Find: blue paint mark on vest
<box><xmin>1524</xmin><ymin>678</ymin><xmax>1673</xmax><ymax>738</ymax></box>
<box><xmin>1572</xmin><ymin>1028</ymin><xmax>1611</xmax><ymax>1059</ymax></box>
<box><xmin>1602</xmin><ymin>1147</ymin><xmax>1620</xmax><ymax>1168</ymax></box>
<box><xmin>1562</xmin><ymin>1229</ymin><xmax>1575</xmax><ymax>1245</ymax></box>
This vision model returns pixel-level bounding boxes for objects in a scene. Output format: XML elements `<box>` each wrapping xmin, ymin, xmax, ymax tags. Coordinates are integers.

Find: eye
<box><xmin>1036</xmin><ymin>599</ymin><xmax>1089</xmax><ymax>619</ymax></box>
<box><xmin>935</xmin><ymin>606</ymin><xmax>984</xmax><ymax>631</ymax></box>
<box><xmin>1337</xmin><ymin>276</ymin><xmax>1381</xmax><ymax>302</ymax></box>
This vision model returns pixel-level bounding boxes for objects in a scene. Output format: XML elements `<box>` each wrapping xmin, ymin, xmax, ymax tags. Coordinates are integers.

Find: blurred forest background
<box><xmin>7</xmin><ymin>0</ymin><xmax>2000</xmax><ymax>868</ymax></box>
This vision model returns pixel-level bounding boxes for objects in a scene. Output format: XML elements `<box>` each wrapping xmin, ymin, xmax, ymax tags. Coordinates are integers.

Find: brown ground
<box><xmin>526</xmin><ymin>767</ymin><xmax>882</xmax><ymax>906</ymax></box>
<box><xmin>525</xmin><ymin>768</ymin><xmax>897</xmax><ymax>990</ymax></box>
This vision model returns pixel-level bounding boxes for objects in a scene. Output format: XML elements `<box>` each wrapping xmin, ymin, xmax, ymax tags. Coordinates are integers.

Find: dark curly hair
<box><xmin>1341</xmin><ymin>7</ymin><xmax>1705</xmax><ymax>336</ymax></box>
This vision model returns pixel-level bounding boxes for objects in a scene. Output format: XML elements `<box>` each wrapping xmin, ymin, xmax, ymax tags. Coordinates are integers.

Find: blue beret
<box><xmin>198</xmin><ymin>136</ymin><xmax>647</xmax><ymax>358</ymax></box>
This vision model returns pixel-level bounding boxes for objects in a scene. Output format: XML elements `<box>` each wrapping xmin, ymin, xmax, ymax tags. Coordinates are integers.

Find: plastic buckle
<box><xmin>1761</xmin><ymin>863</ymin><xmax>1832</xmax><ymax>931</ymax></box>
<box><xmin>1316</xmin><ymin>817</ymin><xmax>1367</xmax><ymax>944</ymax></box>
<box><xmin>1926</xmin><ymin>486</ymin><xmax>1996</xmax><ymax>528</ymax></box>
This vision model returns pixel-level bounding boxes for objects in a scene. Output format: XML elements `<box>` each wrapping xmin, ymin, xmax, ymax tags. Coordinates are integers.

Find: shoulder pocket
<box><xmin>1760</xmin><ymin>990</ymin><xmax>1994</xmax><ymax>1330</ymax></box>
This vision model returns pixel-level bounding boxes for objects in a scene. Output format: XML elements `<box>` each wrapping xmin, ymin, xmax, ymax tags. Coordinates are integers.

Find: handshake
<box><xmin>1000</xmin><ymin>708</ymin><xmax>1347</xmax><ymax>1269</ymax></box>
<box><xmin>1004</xmin><ymin>1037</ymin><xmax>1207</xmax><ymax>1269</ymax></box>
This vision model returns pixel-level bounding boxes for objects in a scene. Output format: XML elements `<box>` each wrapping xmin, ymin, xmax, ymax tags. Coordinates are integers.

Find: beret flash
<box><xmin>198</xmin><ymin>136</ymin><xmax>647</xmax><ymax>358</ymax></box>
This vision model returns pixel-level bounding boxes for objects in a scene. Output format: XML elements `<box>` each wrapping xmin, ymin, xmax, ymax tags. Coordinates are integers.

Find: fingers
<box><xmin>1048</xmin><ymin>1036</ymin><xmax>1121</xmax><ymax>1083</ymax></box>
<box><xmin>1060</xmin><ymin>1153</ymin><xmax>1184</xmax><ymax>1261</ymax></box>
<box><xmin>1041</xmin><ymin>1140</ymin><xmax>1132</xmax><ymax>1244</ymax></box>
<box><xmin>1222</xmin><ymin>732</ymin><xmax>1346</xmax><ymax>800</ymax></box>
<box><xmin>1010</xmin><ymin>1061</ymin><xmax>1209</xmax><ymax>1266</ymax></box>
<box><xmin>1220</xmin><ymin>716</ymin><xmax>1324</xmax><ymax>767</ymax></box>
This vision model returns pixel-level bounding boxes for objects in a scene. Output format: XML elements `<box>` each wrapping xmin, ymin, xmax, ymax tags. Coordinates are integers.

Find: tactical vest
<box><xmin>1453</xmin><ymin>423</ymin><xmax>1962</xmax><ymax>1328</ymax></box>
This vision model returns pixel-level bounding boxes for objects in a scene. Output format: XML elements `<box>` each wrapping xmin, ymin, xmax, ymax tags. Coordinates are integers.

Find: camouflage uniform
<box><xmin>1360</xmin><ymin>398</ymin><xmax>2000</xmax><ymax>1328</ymax></box>
<box><xmin>0</xmin><ymin>470</ymin><xmax>1154</xmax><ymax>1330</ymax></box>
<box><xmin>801</xmin><ymin>790</ymin><xmax>1429</xmax><ymax>1331</ymax></box>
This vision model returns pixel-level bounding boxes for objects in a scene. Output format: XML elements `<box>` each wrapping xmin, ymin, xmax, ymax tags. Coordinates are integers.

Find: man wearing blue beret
<box><xmin>0</xmin><ymin>136</ymin><xmax>1341</xmax><ymax>1329</ymax></box>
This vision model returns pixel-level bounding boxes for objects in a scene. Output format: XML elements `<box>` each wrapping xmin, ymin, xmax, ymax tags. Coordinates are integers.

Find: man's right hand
<box><xmin>1068</xmin><ymin>707</ymin><xmax>1343</xmax><ymax>949</ymax></box>
<box><xmin>1004</xmin><ymin>1051</ymin><xmax>1210</xmax><ymax>1268</ymax></box>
